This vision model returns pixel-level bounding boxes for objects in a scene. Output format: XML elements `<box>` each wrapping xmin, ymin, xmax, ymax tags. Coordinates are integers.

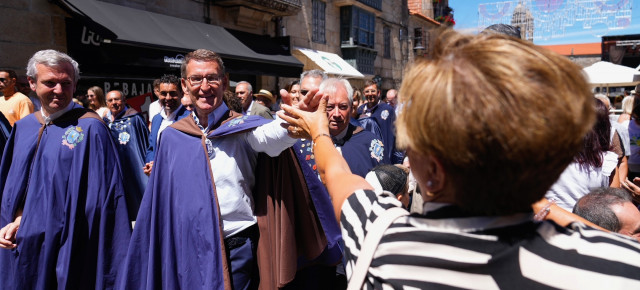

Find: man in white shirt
<box><xmin>120</xmin><ymin>49</ymin><xmax>325</xmax><ymax>289</ymax></box>
<box><xmin>143</xmin><ymin>74</ymin><xmax>190</xmax><ymax>174</ymax></box>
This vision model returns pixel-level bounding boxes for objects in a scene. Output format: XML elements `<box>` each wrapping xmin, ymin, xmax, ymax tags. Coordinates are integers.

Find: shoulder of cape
<box><xmin>209</xmin><ymin>112</ymin><xmax>270</xmax><ymax>138</ymax></box>
<box><xmin>170</xmin><ymin>115</ymin><xmax>202</xmax><ymax>137</ymax></box>
<box><xmin>34</xmin><ymin>108</ymin><xmax>104</xmax><ymax>125</ymax></box>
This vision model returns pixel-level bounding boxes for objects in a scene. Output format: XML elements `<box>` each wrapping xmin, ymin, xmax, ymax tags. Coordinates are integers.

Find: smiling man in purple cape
<box><xmin>0</xmin><ymin>50</ymin><xmax>132</xmax><ymax>289</ymax></box>
<box><xmin>117</xmin><ymin>49</ymin><xmax>341</xmax><ymax>290</ymax></box>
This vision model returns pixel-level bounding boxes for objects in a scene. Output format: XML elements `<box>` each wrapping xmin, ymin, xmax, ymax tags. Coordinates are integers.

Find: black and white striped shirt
<box><xmin>341</xmin><ymin>189</ymin><xmax>640</xmax><ymax>289</ymax></box>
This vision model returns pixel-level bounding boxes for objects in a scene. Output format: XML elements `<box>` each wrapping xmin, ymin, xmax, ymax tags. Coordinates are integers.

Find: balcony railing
<box><xmin>215</xmin><ymin>0</ymin><xmax>302</xmax><ymax>16</ymax></box>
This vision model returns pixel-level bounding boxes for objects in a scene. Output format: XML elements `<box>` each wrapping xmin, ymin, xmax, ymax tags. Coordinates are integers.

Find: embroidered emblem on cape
<box><xmin>118</xmin><ymin>132</ymin><xmax>131</xmax><ymax>145</ymax></box>
<box><xmin>228</xmin><ymin>116</ymin><xmax>248</xmax><ymax>127</ymax></box>
<box><xmin>62</xmin><ymin>126</ymin><xmax>85</xmax><ymax>149</ymax></box>
<box><xmin>369</xmin><ymin>139</ymin><xmax>384</xmax><ymax>162</ymax></box>
<box><xmin>381</xmin><ymin>110</ymin><xmax>390</xmax><ymax>120</ymax></box>
<box><xmin>206</xmin><ymin>138</ymin><xmax>215</xmax><ymax>159</ymax></box>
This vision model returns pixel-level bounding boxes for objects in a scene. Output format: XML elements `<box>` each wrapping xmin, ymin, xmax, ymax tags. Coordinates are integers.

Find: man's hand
<box><xmin>143</xmin><ymin>161</ymin><xmax>154</xmax><ymax>176</ymax></box>
<box><xmin>0</xmin><ymin>216</ymin><xmax>21</xmax><ymax>249</ymax></box>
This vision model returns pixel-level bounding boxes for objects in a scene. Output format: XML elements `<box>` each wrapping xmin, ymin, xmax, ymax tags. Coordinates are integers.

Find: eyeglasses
<box><xmin>0</xmin><ymin>78</ymin><xmax>7</xmax><ymax>83</ymax></box>
<box><xmin>187</xmin><ymin>74</ymin><xmax>223</xmax><ymax>87</ymax></box>
<box><xmin>300</xmin><ymin>89</ymin><xmax>309</xmax><ymax>96</ymax></box>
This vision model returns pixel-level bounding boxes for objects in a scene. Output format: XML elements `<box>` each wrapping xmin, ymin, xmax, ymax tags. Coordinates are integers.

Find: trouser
<box><xmin>225</xmin><ymin>224</ymin><xmax>259</xmax><ymax>290</ymax></box>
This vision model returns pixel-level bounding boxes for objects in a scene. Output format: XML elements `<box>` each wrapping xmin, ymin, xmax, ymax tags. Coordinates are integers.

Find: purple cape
<box><xmin>106</xmin><ymin>107</ymin><xmax>149</xmax><ymax>219</ymax></box>
<box><xmin>118</xmin><ymin>113</ymin><xmax>339</xmax><ymax>289</ymax></box>
<box><xmin>0</xmin><ymin>108</ymin><xmax>132</xmax><ymax>289</ymax></box>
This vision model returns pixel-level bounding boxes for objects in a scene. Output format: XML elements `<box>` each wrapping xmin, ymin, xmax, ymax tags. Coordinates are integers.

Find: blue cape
<box><xmin>145</xmin><ymin>106</ymin><xmax>190</xmax><ymax>163</ymax></box>
<box><xmin>0</xmin><ymin>108</ymin><xmax>132</xmax><ymax>289</ymax></box>
<box><xmin>357</xmin><ymin>102</ymin><xmax>404</xmax><ymax>164</ymax></box>
<box><xmin>118</xmin><ymin>113</ymin><xmax>340</xmax><ymax>289</ymax></box>
<box><xmin>106</xmin><ymin>107</ymin><xmax>149</xmax><ymax>219</ymax></box>
<box><xmin>0</xmin><ymin>111</ymin><xmax>12</xmax><ymax>157</ymax></box>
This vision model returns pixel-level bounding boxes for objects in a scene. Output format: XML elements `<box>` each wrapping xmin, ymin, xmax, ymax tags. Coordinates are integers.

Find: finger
<box><xmin>316</xmin><ymin>94</ymin><xmax>329</xmax><ymax>113</ymax></box>
<box><xmin>280</xmin><ymin>89</ymin><xmax>291</xmax><ymax>107</ymax></box>
<box><xmin>306</xmin><ymin>90</ymin><xmax>325</xmax><ymax>111</ymax></box>
<box><xmin>300</xmin><ymin>88</ymin><xmax>320</xmax><ymax>110</ymax></box>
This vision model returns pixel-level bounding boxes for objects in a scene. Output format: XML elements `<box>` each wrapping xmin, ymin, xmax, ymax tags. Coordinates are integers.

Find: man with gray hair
<box><xmin>573</xmin><ymin>187</ymin><xmax>640</xmax><ymax>241</ymax></box>
<box><xmin>235</xmin><ymin>80</ymin><xmax>272</xmax><ymax>119</ymax></box>
<box><xmin>0</xmin><ymin>50</ymin><xmax>132</xmax><ymax>289</ymax></box>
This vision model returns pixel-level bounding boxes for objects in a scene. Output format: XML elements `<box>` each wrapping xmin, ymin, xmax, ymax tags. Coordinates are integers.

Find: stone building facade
<box><xmin>1</xmin><ymin>0</ymin><xmax>445</xmax><ymax>103</ymax></box>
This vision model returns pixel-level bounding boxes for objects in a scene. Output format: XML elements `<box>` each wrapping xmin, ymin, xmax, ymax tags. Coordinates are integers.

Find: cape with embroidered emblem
<box><xmin>0</xmin><ymin>107</ymin><xmax>132</xmax><ymax>289</ymax></box>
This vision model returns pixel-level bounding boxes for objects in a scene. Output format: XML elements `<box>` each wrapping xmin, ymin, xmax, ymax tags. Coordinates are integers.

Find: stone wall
<box><xmin>0</xmin><ymin>0</ymin><xmax>68</xmax><ymax>75</ymax></box>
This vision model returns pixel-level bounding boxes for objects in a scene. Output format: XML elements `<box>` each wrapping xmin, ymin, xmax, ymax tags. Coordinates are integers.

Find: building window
<box><xmin>312</xmin><ymin>0</ymin><xmax>326</xmax><ymax>44</ymax></box>
<box><xmin>340</xmin><ymin>6</ymin><xmax>375</xmax><ymax>49</ymax></box>
<box><xmin>383</xmin><ymin>26</ymin><xmax>391</xmax><ymax>58</ymax></box>
<box><xmin>357</xmin><ymin>0</ymin><xmax>381</xmax><ymax>10</ymax></box>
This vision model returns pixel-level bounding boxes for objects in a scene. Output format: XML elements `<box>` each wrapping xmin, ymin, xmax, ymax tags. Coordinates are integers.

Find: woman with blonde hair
<box><xmin>86</xmin><ymin>86</ymin><xmax>108</xmax><ymax>117</ymax></box>
<box><xmin>279</xmin><ymin>30</ymin><xmax>640</xmax><ymax>288</ymax></box>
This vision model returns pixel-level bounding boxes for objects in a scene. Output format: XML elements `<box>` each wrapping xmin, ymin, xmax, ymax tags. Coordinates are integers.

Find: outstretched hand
<box><xmin>278</xmin><ymin>93</ymin><xmax>330</xmax><ymax>140</ymax></box>
<box><xmin>280</xmin><ymin>88</ymin><xmax>323</xmax><ymax>112</ymax></box>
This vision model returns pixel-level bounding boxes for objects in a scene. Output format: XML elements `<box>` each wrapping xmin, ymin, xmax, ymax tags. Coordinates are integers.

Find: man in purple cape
<box><xmin>357</xmin><ymin>80</ymin><xmax>404</xmax><ymax>164</ymax></box>
<box><xmin>0</xmin><ymin>50</ymin><xmax>132</xmax><ymax>289</ymax></box>
<box><xmin>104</xmin><ymin>90</ymin><xmax>149</xmax><ymax>219</ymax></box>
<box><xmin>118</xmin><ymin>49</ymin><xmax>340</xmax><ymax>290</ymax></box>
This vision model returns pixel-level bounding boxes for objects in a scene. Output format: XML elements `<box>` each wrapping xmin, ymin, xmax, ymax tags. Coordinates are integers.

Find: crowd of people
<box><xmin>0</xmin><ymin>26</ymin><xmax>640</xmax><ymax>289</ymax></box>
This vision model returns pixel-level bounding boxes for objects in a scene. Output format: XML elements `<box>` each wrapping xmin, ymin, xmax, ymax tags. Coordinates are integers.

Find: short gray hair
<box><xmin>26</xmin><ymin>49</ymin><xmax>80</xmax><ymax>82</ymax></box>
<box><xmin>319</xmin><ymin>78</ymin><xmax>353</xmax><ymax>104</ymax></box>
<box><xmin>300</xmin><ymin>69</ymin><xmax>327</xmax><ymax>83</ymax></box>
<box><xmin>237</xmin><ymin>81</ymin><xmax>253</xmax><ymax>93</ymax></box>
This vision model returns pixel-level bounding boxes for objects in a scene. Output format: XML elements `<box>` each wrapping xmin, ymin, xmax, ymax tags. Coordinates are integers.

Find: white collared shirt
<box><xmin>193</xmin><ymin>103</ymin><xmax>297</xmax><ymax>237</ymax></box>
<box><xmin>41</xmin><ymin>101</ymin><xmax>76</xmax><ymax>125</ymax></box>
<box><xmin>157</xmin><ymin>105</ymin><xmax>184</xmax><ymax>143</ymax></box>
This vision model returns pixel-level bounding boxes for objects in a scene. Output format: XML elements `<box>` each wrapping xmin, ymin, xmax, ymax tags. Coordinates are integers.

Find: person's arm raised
<box><xmin>278</xmin><ymin>95</ymin><xmax>372</xmax><ymax>222</ymax></box>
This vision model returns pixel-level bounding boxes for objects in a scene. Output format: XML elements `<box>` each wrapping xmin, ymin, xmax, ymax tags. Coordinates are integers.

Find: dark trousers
<box><xmin>225</xmin><ymin>225</ymin><xmax>259</xmax><ymax>290</ymax></box>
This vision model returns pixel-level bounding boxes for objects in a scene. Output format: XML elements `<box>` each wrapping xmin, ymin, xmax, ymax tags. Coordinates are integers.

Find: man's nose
<box><xmin>52</xmin><ymin>83</ymin><xmax>63</xmax><ymax>94</ymax></box>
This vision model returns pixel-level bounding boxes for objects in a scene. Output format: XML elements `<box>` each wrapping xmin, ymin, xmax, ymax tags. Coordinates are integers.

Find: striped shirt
<box><xmin>341</xmin><ymin>189</ymin><xmax>640</xmax><ymax>289</ymax></box>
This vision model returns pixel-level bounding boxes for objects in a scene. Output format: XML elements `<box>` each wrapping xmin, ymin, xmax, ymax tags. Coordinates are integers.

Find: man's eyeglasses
<box><xmin>300</xmin><ymin>89</ymin><xmax>309</xmax><ymax>96</ymax></box>
<box><xmin>0</xmin><ymin>78</ymin><xmax>7</xmax><ymax>83</ymax></box>
<box><xmin>187</xmin><ymin>74</ymin><xmax>223</xmax><ymax>87</ymax></box>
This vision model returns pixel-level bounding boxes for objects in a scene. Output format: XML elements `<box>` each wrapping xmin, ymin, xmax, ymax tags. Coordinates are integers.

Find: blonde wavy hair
<box><xmin>397</xmin><ymin>30</ymin><xmax>595</xmax><ymax>215</ymax></box>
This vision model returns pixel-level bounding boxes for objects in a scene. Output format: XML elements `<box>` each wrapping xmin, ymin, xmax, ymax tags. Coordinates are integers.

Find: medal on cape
<box><xmin>118</xmin><ymin>132</ymin><xmax>131</xmax><ymax>145</ymax></box>
<box><xmin>381</xmin><ymin>110</ymin><xmax>389</xmax><ymax>120</ymax></box>
<box><xmin>62</xmin><ymin>126</ymin><xmax>85</xmax><ymax>150</ymax></box>
<box><xmin>369</xmin><ymin>139</ymin><xmax>384</xmax><ymax>162</ymax></box>
<box><xmin>206</xmin><ymin>138</ymin><xmax>215</xmax><ymax>159</ymax></box>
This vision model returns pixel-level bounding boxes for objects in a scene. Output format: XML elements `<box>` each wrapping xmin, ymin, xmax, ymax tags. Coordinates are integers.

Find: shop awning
<box><xmin>293</xmin><ymin>47</ymin><xmax>365</xmax><ymax>78</ymax></box>
<box><xmin>57</xmin><ymin>0</ymin><xmax>303</xmax><ymax>77</ymax></box>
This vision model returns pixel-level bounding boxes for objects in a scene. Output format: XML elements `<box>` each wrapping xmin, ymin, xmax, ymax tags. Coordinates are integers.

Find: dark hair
<box><xmin>159</xmin><ymin>74</ymin><xmax>181</xmax><ymax>88</ymax></box>
<box><xmin>0</xmin><ymin>69</ymin><xmax>17</xmax><ymax>80</ymax></box>
<box><xmin>153</xmin><ymin>79</ymin><xmax>161</xmax><ymax>90</ymax></box>
<box><xmin>285</xmin><ymin>80</ymin><xmax>299</xmax><ymax>92</ymax></box>
<box><xmin>181</xmin><ymin>49</ymin><xmax>225</xmax><ymax>78</ymax></box>
<box><xmin>481</xmin><ymin>24</ymin><xmax>522</xmax><ymax>39</ymax></box>
<box><xmin>573</xmin><ymin>187</ymin><xmax>632</xmax><ymax>232</ymax></box>
<box><xmin>575</xmin><ymin>99</ymin><xmax>610</xmax><ymax>170</ymax></box>
<box><xmin>224</xmin><ymin>90</ymin><xmax>242</xmax><ymax>113</ymax></box>
<box><xmin>363</xmin><ymin>80</ymin><xmax>378</xmax><ymax>91</ymax></box>
<box><xmin>632</xmin><ymin>95</ymin><xmax>640</xmax><ymax>121</ymax></box>
<box><xmin>371</xmin><ymin>164</ymin><xmax>408</xmax><ymax>196</ymax></box>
